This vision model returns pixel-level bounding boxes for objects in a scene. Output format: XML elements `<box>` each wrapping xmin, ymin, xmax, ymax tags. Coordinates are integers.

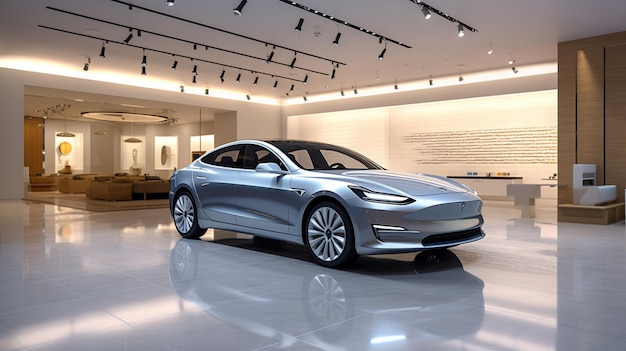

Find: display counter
<box><xmin>447</xmin><ymin>176</ymin><xmax>523</xmax><ymax>197</ymax></box>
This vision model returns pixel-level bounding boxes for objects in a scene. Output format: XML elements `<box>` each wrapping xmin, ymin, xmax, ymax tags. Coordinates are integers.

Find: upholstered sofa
<box><xmin>85</xmin><ymin>175</ymin><xmax>167</xmax><ymax>201</ymax></box>
<box><xmin>58</xmin><ymin>174</ymin><xmax>98</xmax><ymax>194</ymax></box>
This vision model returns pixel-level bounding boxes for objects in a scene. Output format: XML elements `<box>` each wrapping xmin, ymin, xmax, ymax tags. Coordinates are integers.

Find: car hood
<box><xmin>334</xmin><ymin>170</ymin><xmax>471</xmax><ymax>196</ymax></box>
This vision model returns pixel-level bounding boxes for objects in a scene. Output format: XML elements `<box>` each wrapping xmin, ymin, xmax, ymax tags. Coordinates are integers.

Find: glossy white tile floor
<box><xmin>1</xmin><ymin>199</ymin><xmax>626</xmax><ymax>351</ymax></box>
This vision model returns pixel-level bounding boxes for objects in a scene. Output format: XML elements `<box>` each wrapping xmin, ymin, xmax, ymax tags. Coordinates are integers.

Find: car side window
<box><xmin>242</xmin><ymin>144</ymin><xmax>287</xmax><ymax>170</ymax></box>
<box><xmin>200</xmin><ymin>145</ymin><xmax>243</xmax><ymax>168</ymax></box>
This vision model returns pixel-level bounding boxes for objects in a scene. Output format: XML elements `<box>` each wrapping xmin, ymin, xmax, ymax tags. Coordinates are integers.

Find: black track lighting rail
<box><xmin>38</xmin><ymin>25</ymin><xmax>309</xmax><ymax>83</ymax></box>
<box><xmin>46</xmin><ymin>7</ymin><xmax>329</xmax><ymax>76</ymax></box>
<box><xmin>408</xmin><ymin>0</ymin><xmax>478</xmax><ymax>33</ymax></box>
<box><xmin>276</xmin><ymin>0</ymin><xmax>411</xmax><ymax>49</ymax></box>
<box><xmin>109</xmin><ymin>0</ymin><xmax>346</xmax><ymax>67</ymax></box>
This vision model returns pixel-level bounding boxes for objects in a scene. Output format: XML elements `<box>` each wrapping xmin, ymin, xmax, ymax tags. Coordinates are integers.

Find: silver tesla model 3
<box><xmin>169</xmin><ymin>140</ymin><xmax>484</xmax><ymax>268</ymax></box>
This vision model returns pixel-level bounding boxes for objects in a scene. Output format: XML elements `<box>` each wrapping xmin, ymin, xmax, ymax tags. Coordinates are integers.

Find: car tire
<box><xmin>305</xmin><ymin>202</ymin><xmax>358</xmax><ymax>268</ymax></box>
<box><xmin>172</xmin><ymin>190</ymin><xmax>207</xmax><ymax>239</ymax></box>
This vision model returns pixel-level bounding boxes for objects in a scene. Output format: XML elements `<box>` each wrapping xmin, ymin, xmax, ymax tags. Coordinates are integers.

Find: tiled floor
<box><xmin>1</xmin><ymin>199</ymin><xmax>625</xmax><ymax>350</ymax></box>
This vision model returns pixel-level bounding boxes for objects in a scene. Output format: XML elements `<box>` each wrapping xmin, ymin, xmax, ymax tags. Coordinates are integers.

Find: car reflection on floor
<box><xmin>169</xmin><ymin>237</ymin><xmax>485</xmax><ymax>350</ymax></box>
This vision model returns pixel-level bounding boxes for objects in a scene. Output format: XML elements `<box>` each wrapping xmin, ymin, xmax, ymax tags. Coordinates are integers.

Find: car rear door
<box><xmin>193</xmin><ymin>145</ymin><xmax>242</xmax><ymax>225</ymax></box>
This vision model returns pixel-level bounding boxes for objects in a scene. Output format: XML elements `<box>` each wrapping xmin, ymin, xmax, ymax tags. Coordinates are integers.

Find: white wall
<box><xmin>288</xmin><ymin>90</ymin><xmax>557</xmax><ymax>187</ymax></box>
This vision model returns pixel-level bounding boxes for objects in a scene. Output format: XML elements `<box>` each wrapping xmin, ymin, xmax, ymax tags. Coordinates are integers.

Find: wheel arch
<box><xmin>300</xmin><ymin>193</ymin><xmax>352</xmax><ymax>244</ymax></box>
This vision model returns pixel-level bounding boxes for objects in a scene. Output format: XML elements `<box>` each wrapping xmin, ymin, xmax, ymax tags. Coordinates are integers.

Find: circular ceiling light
<box><xmin>80</xmin><ymin>112</ymin><xmax>168</xmax><ymax>124</ymax></box>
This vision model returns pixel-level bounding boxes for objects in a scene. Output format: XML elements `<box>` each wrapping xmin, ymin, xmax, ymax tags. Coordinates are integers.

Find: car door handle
<box><xmin>196</xmin><ymin>176</ymin><xmax>207</xmax><ymax>180</ymax></box>
<box><xmin>200</xmin><ymin>182</ymin><xmax>210</xmax><ymax>187</ymax></box>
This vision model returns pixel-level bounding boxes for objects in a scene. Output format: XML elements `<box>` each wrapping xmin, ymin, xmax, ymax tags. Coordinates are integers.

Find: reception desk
<box><xmin>448</xmin><ymin>176</ymin><xmax>523</xmax><ymax>198</ymax></box>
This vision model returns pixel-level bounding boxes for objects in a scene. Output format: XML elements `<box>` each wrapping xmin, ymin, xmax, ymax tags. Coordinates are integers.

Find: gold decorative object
<box><xmin>58</xmin><ymin>141</ymin><xmax>72</xmax><ymax>155</ymax></box>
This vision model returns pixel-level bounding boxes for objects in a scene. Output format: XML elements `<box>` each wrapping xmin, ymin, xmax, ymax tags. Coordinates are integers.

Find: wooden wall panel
<box><xmin>23</xmin><ymin>117</ymin><xmax>43</xmax><ymax>175</ymax></box>
<box><xmin>557</xmin><ymin>45</ymin><xmax>577</xmax><ymax>204</ymax></box>
<box><xmin>576</xmin><ymin>48</ymin><xmax>605</xmax><ymax>182</ymax></box>
<box><xmin>605</xmin><ymin>44</ymin><xmax>626</xmax><ymax>203</ymax></box>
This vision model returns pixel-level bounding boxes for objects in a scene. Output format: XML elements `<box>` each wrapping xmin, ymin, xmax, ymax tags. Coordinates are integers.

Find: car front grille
<box><xmin>422</xmin><ymin>227</ymin><xmax>484</xmax><ymax>247</ymax></box>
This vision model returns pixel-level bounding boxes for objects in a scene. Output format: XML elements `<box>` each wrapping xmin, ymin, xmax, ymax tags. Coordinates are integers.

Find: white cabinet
<box><xmin>448</xmin><ymin>176</ymin><xmax>523</xmax><ymax>197</ymax></box>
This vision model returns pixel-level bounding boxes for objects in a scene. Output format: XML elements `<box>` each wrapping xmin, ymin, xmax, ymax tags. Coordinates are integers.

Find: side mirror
<box><xmin>255</xmin><ymin>162</ymin><xmax>288</xmax><ymax>175</ymax></box>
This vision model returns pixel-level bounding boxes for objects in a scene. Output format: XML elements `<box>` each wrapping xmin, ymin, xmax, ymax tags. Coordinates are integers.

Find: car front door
<box><xmin>234</xmin><ymin>144</ymin><xmax>294</xmax><ymax>235</ymax></box>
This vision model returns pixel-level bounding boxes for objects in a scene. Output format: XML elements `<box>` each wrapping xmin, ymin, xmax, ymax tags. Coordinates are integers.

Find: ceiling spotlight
<box><xmin>509</xmin><ymin>57</ymin><xmax>515</xmax><ymax>65</ymax></box>
<box><xmin>220</xmin><ymin>69</ymin><xmax>225</xmax><ymax>83</ymax></box>
<box><xmin>294</xmin><ymin>18</ymin><xmax>304</xmax><ymax>32</ymax></box>
<box><xmin>180</xmin><ymin>85</ymin><xmax>184</xmax><ymax>92</ymax></box>
<box><xmin>331</xmin><ymin>68</ymin><xmax>336</xmax><ymax>80</ymax></box>
<box><xmin>394</xmin><ymin>80</ymin><xmax>398</xmax><ymax>90</ymax></box>
<box><xmin>83</xmin><ymin>57</ymin><xmax>90</xmax><ymax>71</ymax></box>
<box><xmin>236</xmin><ymin>73</ymin><xmax>241</xmax><ymax>83</ymax></box>
<box><xmin>166</xmin><ymin>0</ymin><xmax>175</xmax><ymax>7</ymax></box>
<box><xmin>192</xmin><ymin>75</ymin><xmax>197</xmax><ymax>83</ymax></box>
<box><xmin>353</xmin><ymin>87</ymin><xmax>358</xmax><ymax>94</ymax></box>
<box><xmin>266</xmin><ymin>50</ymin><xmax>274</xmax><ymax>63</ymax></box>
<box><xmin>340</xmin><ymin>88</ymin><xmax>344</xmax><ymax>96</ymax></box>
<box><xmin>512</xmin><ymin>66</ymin><xmax>519</xmax><ymax>73</ymax></box>
<box><xmin>205</xmin><ymin>88</ymin><xmax>209</xmax><ymax>95</ymax></box>
<box><xmin>137</xmin><ymin>30</ymin><xmax>142</xmax><ymax>37</ymax></box>
<box><xmin>124</xmin><ymin>30</ymin><xmax>133</xmax><ymax>44</ymax></box>
<box><xmin>458</xmin><ymin>74</ymin><xmax>463</xmax><ymax>82</ymax></box>
<box><xmin>333</xmin><ymin>32</ymin><xmax>341</xmax><ymax>46</ymax></box>
<box><xmin>378</xmin><ymin>47</ymin><xmax>386</xmax><ymax>60</ymax></box>
<box><xmin>141</xmin><ymin>66</ymin><xmax>146</xmax><ymax>75</ymax></box>
<box><xmin>303</xmin><ymin>74</ymin><xmax>308</xmax><ymax>84</ymax></box>
<box><xmin>290</xmin><ymin>84</ymin><xmax>295</xmax><ymax>92</ymax></box>
<box><xmin>246</xmin><ymin>94</ymin><xmax>251</xmax><ymax>100</ymax></box>
<box><xmin>171</xmin><ymin>60</ymin><xmax>178</xmax><ymax>70</ymax></box>
<box><xmin>457</xmin><ymin>23</ymin><xmax>465</xmax><ymax>37</ymax></box>
<box><xmin>141</xmin><ymin>50</ymin><xmax>147</xmax><ymax>66</ymax></box>
<box><xmin>233</xmin><ymin>0</ymin><xmax>247</xmax><ymax>16</ymax></box>
<box><xmin>290</xmin><ymin>55</ymin><xmax>297</xmax><ymax>69</ymax></box>
<box><xmin>429</xmin><ymin>79</ymin><xmax>433</xmax><ymax>86</ymax></box>
<box><xmin>420</xmin><ymin>5</ymin><xmax>431</xmax><ymax>19</ymax></box>
<box><xmin>99</xmin><ymin>42</ymin><xmax>106</xmax><ymax>59</ymax></box>
<box><xmin>253</xmin><ymin>76</ymin><xmax>259</xmax><ymax>85</ymax></box>
<box><xmin>303</xmin><ymin>95</ymin><xmax>307</xmax><ymax>101</ymax></box>
<box><xmin>193</xmin><ymin>43</ymin><xmax>197</xmax><ymax>50</ymax></box>
<box><xmin>273</xmin><ymin>80</ymin><xmax>278</xmax><ymax>89</ymax></box>
<box><xmin>192</xmin><ymin>64</ymin><xmax>198</xmax><ymax>75</ymax></box>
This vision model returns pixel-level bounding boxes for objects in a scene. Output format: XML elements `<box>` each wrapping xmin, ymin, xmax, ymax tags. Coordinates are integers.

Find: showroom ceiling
<box><xmin>3</xmin><ymin>0</ymin><xmax>626</xmax><ymax>124</ymax></box>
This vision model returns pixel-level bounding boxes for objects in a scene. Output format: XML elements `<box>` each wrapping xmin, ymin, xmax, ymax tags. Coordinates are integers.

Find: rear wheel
<box><xmin>172</xmin><ymin>191</ymin><xmax>206</xmax><ymax>239</ymax></box>
<box><xmin>305</xmin><ymin>202</ymin><xmax>358</xmax><ymax>268</ymax></box>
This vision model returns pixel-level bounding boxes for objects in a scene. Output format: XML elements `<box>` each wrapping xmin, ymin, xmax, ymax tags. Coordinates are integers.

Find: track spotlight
<box><xmin>83</xmin><ymin>57</ymin><xmax>90</xmax><ymax>71</ymax></box>
<box><xmin>141</xmin><ymin>49</ymin><xmax>147</xmax><ymax>66</ymax></box>
<box><xmin>340</xmin><ymin>88</ymin><xmax>344</xmax><ymax>96</ymax></box>
<box><xmin>219</xmin><ymin>69</ymin><xmax>225</xmax><ymax>83</ymax></box>
<box><xmin>180</xmin><ymin>85</ymin><xmax>184</xmax><ymax>92</ymax></box>
<box><xmin>333</xmin><ymin>32</ymin><xmax>341</xmax><ymax>46</ymax></box>
<box><xmin>192</xmin><ymin>64</ymin><xmax>198</xmax><ymax>75</ymax></box>
<box><xmin>290</xmin><ymin>55</ymin><xmax>297</xmax><ymax>69</ymax></box>
<box><xmin>508</xmin><ymin>57</ymin><xmax>515</xmax><ymax>65</ymax></box>
<box><xmin>458</xmin><ymin>74</ymin><xmax>463</xmax><ymax>82</ymax></box>
<box><xmin>394</xmin><ymin>80</ymin><xmax>398</xmax><ymax>90</ymax></box>
<box><xmin>253</xmin><ymin>76</ymin><xmax>259</xmax><ymax>85</ymax></box>
<box><xmin>273</xmin><ymin>80</ymin><xmax>278</xmax><ymax>89</ymax></box>
<box><xmin>429</xmin><ymin>79</ymin><xmax>433</xmax><ymax>86</ymax></box>
<box><xmin>233</xmin><ymin>0</ymin><xmax>247</xmax><ymax>16</ymax></box>
<box><xmin>290</xmin><ymin>84</ymin><xmax>295</xmax><ymax>92</ymax></box>
<box><xmin>353</xmin><ymin>87</ymin><xmax>358</xmax><ymax>94</ymax></box>
<box><xmin>205</xmin><ymin>88</ymin><xmax>209</xmax><ymax>95</ymax></box>
<box><xmin>193</xmin><ymin>43</ymin><xmax>197</xmax><ymax>50</ymax></box>
<box><xmin>124</xmin><ymin>29</ymin><xmax>133</xmax><ymax>44</ymax></box>
<box><xmin>457</xmin><ymin>23</ymin><xmax>465</xmax><ymax>37</ymax></box>
<box><xmin>166</xmin><ymin>0</ymin><xmax>175</xmax><ymax>7</ymax></box>
<box><xmin>303</xmin><ymin>95</ymin><xmax>307</xmax><ymax>101</ymax></box>
<box><xmin>236</xmin><ymin>73</ymin><xmax>241</xmax><ymax>83</ymax></box>
<box><xmin>512</xmin><ymin>66</ymin><xmax>518</xmax><ymax>73</ymax></box>
<box><xmin>137</xmin><ymin>30</ymin><xmax>142</xmax><ymax>37</ymax></box>
<box><xmin>171</xmin><ymin>60</ymin><xmax>178</xmax><ymax>70</ymax></box>
<box><xmin>420</xmin><ymin>5</ymin><xmax>431</xmax><ymax>19</ymax></box>
<box><xmin>246</xmin><ymin>94</ymin><xmax>251</xmax><ymax>100</ymax></box>
<box><xmin>378</xmin><ymin>48</ymin><xmax>386</xmax><ymax>60</ymax></box>
<box><xmin>141</xmin><ymin>66</ymin><xmax>146</xmax><ymax>75</ymax></box>
<box><xmin>303</xmin><ymin>74</ymin><xmax>308</xmax><ymax>84</ymax></box>
<box><xmin>331</xmin><ymin>68</ymin><xmax>336</xmax><ymax>80</ymax></box>
<box><xmin>266</xmin><ymin>50</ymin><xmax>274</xmax><ymax>63</ymax></box>
<box><xmin>99</xmin><ymin>42</ymin><xmax>106</xmax><ymax>58</ymax></box>
<box><xmin>294</xmin><ymin>18</ymin><xmax>304</xmax><ymax>32</ymax></box>
<box><xmin>192</xmin><ymin>75</ymin><xmax>197</xmax><ymax>83</ymax></box>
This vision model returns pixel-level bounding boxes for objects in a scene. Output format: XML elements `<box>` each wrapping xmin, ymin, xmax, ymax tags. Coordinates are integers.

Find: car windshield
<box><xmin>266</xmin><ymin>140</ymin><xmax>383</xmax><ymax>171</ymax></box>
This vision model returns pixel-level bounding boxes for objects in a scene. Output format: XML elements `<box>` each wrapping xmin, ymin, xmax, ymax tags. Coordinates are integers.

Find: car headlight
<box><xmin>349</xmin><ymin>186</ymin><xmax>414</xmax><ymax>205</ymax></box>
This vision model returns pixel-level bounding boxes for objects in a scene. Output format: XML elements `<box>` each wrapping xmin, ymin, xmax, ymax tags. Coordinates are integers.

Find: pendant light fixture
<box><xmin>124</xmin><ymin>115</ymin><xmax>142</xmax><ymax>143</ymax></box>
<box><xmin>56</xmin><ymin>104</ymin><xmax>75</xmax><ymax>137</ymax></box>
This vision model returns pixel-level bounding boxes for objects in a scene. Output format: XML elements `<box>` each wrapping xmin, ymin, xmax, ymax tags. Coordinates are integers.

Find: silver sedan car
<box><xmin>169</xmin><ymin>140</ymin><xmax>484</xmax><ymax>268</ymax></box>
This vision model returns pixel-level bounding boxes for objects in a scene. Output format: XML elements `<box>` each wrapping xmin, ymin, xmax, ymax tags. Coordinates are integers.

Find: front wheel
<box><xmin>172</xmin><ymin>191</ymin><xmax>207</xmax><ymax>239</ymax></box>
<box><xmin>305</xmin><ymin>202</ymin><xmax>358</xmax><ymax>268</ymax></box>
